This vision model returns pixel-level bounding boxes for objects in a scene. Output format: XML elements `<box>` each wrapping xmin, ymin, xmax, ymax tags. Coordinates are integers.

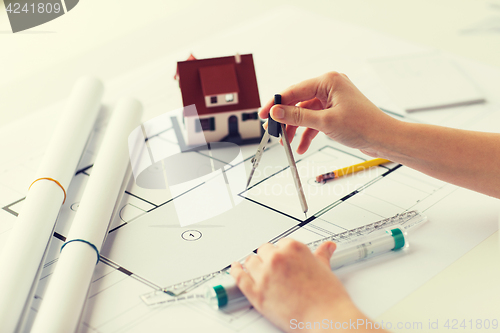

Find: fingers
<box><xmin>256</xmin><ymin>242</ymin><xmax>277</xmax><ymax>261</ymax></box>
<box><xmin>275</xmin><ymin>237</ymin><xmax>295</xmax><ymax>247</ymax></box>
<box><xmin>244</xmin><ymin>254</ymin><xmax>263</xmax><ymax>279</ymax></box>
<box><xmin>313</xmin><ymin>241</ymin><xmax>336</xmax><ymax>268</ymax></box>
<box><xmin>298</xmin><ymin>98</ymin><xmax>324</xmax><ymax>111</ymax></box>
<box><xmin>297</xmin><ymin>128</ymin><xmax>319</xmax><ymax>154</ymax></box>
<box><xmin>259</xmin><ymin>72</ymin><xmax>345</xmax><ymax>120</ymax></box>
<box><xmin>278</xmin><ymin>124</ymin><xmax>298</xmax><ymax>146</ymax></box>
<box><xmin>270</xmin><ymin>105</ymin><xmax>324</xmax><ymax>131</ymax></box>
<box><xmin>279</xmin><ymin>74</ymin><xmax>334</xmax><ymax>107</ymax></box>
<box><xmin>275</xmin><ymin>238</ymin><xmax>308</xmax><ymax>252</ymax></box>
<box><xmin>259</xmin><ymin>76</ymin><xmax>327</xmax><ymax>119</ymax></box>
<box><xmin>285</xmin><ymin>125</ymin><xmax>298</xmax><ymax>144</ymax></box>
<box><xmin>230</xmin><ymin>262</ymin><xmax>257</xmax><ymax>300</ymax></box>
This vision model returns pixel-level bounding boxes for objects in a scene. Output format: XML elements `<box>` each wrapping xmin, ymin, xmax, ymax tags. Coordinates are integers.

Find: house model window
<box><xmin>195</xmin><ymin>117</ymin><xmax>215</xmax><ymax>132</ymax></box>
<box><xmin>199</xmin><ymin>64</ymin><xmax>239</xmax><ymax>108</ymax></box>
<box><xmin>242</xmin><ymin>112</ymin><xmax>258</xmax><ymax>121</ymax></box>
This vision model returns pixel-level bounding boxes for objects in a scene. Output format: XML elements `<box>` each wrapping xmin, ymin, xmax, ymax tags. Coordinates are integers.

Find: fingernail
<box><xmin>328</xmin><ymin>242</ymin><xmax>336</xmax><ymax>255</ymax></box>
<box><xmin>272</xmin><ymin>107</ymin><xmax>285</xmax><ymax>119</ymax></box>
<box><xmin>262</xmin><ymin>119</ymin><xmax>268</xmax><ymax>129</ymax></box>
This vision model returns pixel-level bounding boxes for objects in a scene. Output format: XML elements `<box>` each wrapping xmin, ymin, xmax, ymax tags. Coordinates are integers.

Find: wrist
<box><xmin>309</xmin><ymin>306</ymin><xmax>380</xmax><ymax>333</ymax></box>
<box><xmin>366</xmin><ymin>115</ymin><xmax>411</xmax><ymax>161</ymax></box>
<box><xmin>306</xmin><ymin>298</ymin><xmax>361</xmax><ymax>326</ymax></box>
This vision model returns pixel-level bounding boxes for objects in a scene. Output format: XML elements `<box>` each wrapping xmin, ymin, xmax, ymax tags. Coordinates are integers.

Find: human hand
<box><xmin>230</xmin><ymin>239</ymin><xmax>364</xmax><ymax>332</ymax></box>
<box><xmin>259</xmin><ymin>72</ymin><xmax>397</xmax><ymax>157</ymax></box>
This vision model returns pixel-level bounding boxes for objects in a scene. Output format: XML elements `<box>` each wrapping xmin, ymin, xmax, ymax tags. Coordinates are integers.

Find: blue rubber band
<box><xmin>60</xmin><ymin>239</ymin><xmax>100</xmax><ymax>265</ymax></box>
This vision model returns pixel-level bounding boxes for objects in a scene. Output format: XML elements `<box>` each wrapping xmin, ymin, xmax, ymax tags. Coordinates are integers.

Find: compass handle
<box><xmin>268</xmin><ymin>94</ymin><xmax>282</xmax><ymax>138</ymax></box>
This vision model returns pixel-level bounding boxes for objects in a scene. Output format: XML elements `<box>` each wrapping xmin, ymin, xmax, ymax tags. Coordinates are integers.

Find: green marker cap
<box><xmin>390</xmin><ymin>228</ymin><xmax>405</xmax><ymax>250</ymax></box>
<box><xmin>213</xmin><ymin>285</ymin><xmax>228</xmax><ymax>308</ymax></box>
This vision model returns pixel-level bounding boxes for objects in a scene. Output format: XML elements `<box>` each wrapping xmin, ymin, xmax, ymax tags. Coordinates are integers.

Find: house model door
<box><xmin>228</xmin><ymin>115</ymin><xmax>239</xmax><ymax>138</ymax></box>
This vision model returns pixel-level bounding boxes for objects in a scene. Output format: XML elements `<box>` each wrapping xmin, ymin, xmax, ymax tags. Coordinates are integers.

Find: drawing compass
<box><xmin>246</xmin><ymin>94</ymin><xmax>308</xmax><ymax>217</ymax></box>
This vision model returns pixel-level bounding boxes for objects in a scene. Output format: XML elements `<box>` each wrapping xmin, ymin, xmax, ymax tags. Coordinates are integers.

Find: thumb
<box><xmin>314</xmin><ymin>241</ymin><xmax>336</xmax><ymax>268</ymax></box>
<box><xmin>270</xmin><ymin>105</ymin><xmax>324</xmax><ymax>131</ymax></box>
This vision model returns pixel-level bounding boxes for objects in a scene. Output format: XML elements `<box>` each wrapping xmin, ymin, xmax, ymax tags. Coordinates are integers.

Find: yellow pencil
<box><xmin>316</xmin><ymin>158</ymin><xmax>391</xmax><ymax>183</ymax></box>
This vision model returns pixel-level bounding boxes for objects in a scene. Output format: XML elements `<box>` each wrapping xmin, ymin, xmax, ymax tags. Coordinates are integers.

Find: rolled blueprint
<box><xmin>30</xmin><ymin>98</ymin><xmax>143</xmax><ymax>333</ymax></box>
<box><xmin>0</xmin><ymin>77</ymin><xmax>104</xmax><ymax>333</ymax></box>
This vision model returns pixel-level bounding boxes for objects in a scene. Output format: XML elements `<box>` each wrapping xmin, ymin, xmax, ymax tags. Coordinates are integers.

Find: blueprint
<box><xmin>1</xmin><ymin>6</ymin><xmax>500</xmax><ymax>333</ymax></box>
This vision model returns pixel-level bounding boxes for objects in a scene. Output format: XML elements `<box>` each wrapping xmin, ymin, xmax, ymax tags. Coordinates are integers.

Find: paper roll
<box><xmin>30</xmin><ymin>98</ymin><xmax>143</xmax><ymax>333</ymax></box>
<box><xmin>0</xmin><ymin>77</ymin><xmax>104</xmax><ymax>333</ymax></box>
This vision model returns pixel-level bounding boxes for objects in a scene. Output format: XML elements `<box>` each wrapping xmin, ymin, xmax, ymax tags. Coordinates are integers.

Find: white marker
<box><xmin>209</xmin><ymin>227</ymin><xmax>407</xmax><ymax>309</ymax></box>
<box><xmin>328</xmin><ymin>227</ymin><xmax>407</xmax><ymax>270</ymax></box>
<box><xmin>161</xmin><ymin>227</ymin><xmax>408</xmax><ymax>310</ymax></box>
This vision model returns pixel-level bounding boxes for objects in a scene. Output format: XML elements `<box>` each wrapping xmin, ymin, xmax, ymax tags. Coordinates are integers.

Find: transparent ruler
<box><xmin>141</xmin><ymin>210</ymin><xmax>427</xmax><ymax>306</ymax></box>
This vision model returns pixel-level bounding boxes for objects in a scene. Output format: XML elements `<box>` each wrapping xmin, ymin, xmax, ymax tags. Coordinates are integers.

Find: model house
<box><xmin>176</xmin><ymin>53</ymin><xmax>262</xmax><ymax>146</ymax></box>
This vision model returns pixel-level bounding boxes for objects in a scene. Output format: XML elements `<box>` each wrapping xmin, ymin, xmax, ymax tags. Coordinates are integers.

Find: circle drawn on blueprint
<box><xmin>181</xmin><ymin>230</ymin><xmax>202</xmax><ymax>241</ymax></box>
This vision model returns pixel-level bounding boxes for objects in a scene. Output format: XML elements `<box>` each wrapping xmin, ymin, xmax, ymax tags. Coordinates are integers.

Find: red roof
<box><xmin>199</xmin><ymin>64</ymin><xmax>239</xmax><ymax>96</ymax></box>
<box><xmin>177</xmin><ymin>54</ymin><xmax>261</xmax><ymax>116</ymax></box>
<box><xmin>174</xmin><ymin>53</ymin><xmax>196</xmax><ymax>80</ymax></box>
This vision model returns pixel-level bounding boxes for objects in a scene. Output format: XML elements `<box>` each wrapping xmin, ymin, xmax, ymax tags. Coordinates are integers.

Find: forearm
<box><xmin>372</xmin><ymin>119</ymin><xmax>500</xmax><ymax>199</ymax></box>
